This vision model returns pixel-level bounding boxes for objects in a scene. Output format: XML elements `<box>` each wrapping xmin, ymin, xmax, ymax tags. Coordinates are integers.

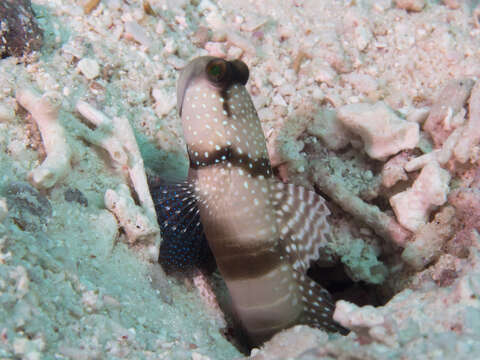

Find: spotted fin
<box><xmin>297</xmin><ymin>272</ymin><xmax>349</xmax><ymax>334</ymax></box>
<box><xmin>271</xmin><ymin>182</ymin><xmax>347</xmax><ymax>334</ymax></box>
<box><xmin>272</xmin><ymin>182</ymin><xmax>332</xmax><ymax>272</ymax></box>
<box><xmin>151</xmin><ymin>181</ymin><xmax>213</xmax><ymax>274</ymax></box>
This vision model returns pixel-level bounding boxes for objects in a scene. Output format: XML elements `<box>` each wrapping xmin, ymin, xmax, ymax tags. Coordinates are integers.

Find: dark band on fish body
<box><xmin>215</xmin><ymin>244</ymin><xmax>283</xmax><ymax>280</ymax></box>
<box><xmin>188</xmin><ymin>146</ymin><xmax>232</xmax><ymax>168</ymax></box>
<box><xmin>188</xmin><ymin>146</ymin><xmax>272</xmax><ymax>178</ymax></box>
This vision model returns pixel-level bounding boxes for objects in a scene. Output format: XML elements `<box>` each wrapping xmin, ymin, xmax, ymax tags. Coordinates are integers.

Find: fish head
<box><xmin>177</xmin><ymin>56</ymin><xmax>270</xmax><ymax>169</ymax></box>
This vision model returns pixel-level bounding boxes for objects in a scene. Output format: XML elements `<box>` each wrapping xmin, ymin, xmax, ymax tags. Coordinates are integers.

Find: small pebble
<box><xmin>395</xmin><ymin>0</ymin><xmax>425</xmax><ymax>12</ymax></box>
<box><xmin>77</xmin><ymin>58</ymin><xmax>100</xmax><ymax>80</ymax></box>
<box><xmin>124</xmin><ymin>21</ymin><xmax>153</xmax><ymax>48</ymax></box>
<box><xmin>443</xmin><ymin>0</ymin><xmax>460</xmax><ymax>9</ymax></box>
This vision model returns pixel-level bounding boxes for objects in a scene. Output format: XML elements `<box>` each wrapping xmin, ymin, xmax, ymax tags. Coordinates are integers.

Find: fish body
<box><xmin>156</xmin><ymin>56</ymin><xmax>346</xmax><ymax>344</ymax></box>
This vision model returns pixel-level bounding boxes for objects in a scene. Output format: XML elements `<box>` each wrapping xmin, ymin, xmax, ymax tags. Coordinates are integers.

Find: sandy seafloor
<box><xmin>1</xmin><ymin>0</ymin><xmax>480</xmax><ymax>359</ymax></box>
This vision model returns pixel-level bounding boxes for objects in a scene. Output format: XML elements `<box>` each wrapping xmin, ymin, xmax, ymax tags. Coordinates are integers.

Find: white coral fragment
<box><xmin>390</xmin><ymin>161</ymin><xmax>451</xmax><ymax>232</ymax></box>
<box><xmin>77</xmin><ymin>58</ymin><xmax>100</xmax><ymax>80</ymax></box>
<box><xmin>16</xmin><ymin>88</ymin><xmax>72</xmax><ymax>189</ymax></box>
<box><xmin>104</xmin><ymin>185</ymin><xmax>158</xmax><ymax>245</ymax></box>
<box><xmin>76</xmin><ymin>101</ymin><xmax>160</xmax><ymax>262</ymax></box>
<box><xmin>334</xmin><ymin>301</ymin><xmax>384</xmax><ymax>329</ymax></box>
<box><xmin>337</xmin><ymin>102</ymin><xmax>419</xmax><ymax>160</ymax></box>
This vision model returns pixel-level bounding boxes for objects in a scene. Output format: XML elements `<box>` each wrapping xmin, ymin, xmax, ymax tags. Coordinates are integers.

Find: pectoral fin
<box><xmin>151</xmin><ymin>180</ymin><xmax>213</xmax><ymax>274</ymax></box>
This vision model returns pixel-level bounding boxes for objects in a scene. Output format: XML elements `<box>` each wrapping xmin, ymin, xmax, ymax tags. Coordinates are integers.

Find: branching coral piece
<box><xmin>76</xmin><ymin>101</ymin><xmax>160</xmax><ymax>262</ymax></box>
<box><xmin>16</xmin><ymin>88</ymin><xmax>72</xmax><ymax>189</ymax></box>
<box><xmin>390</xmin><ymin>161</ymin><xmax>450</xmax><ymax>232</ymax></box>
<box><xmin>104</xmin><ymin>184</ymin><xmax>158</xmax><ymax>244</ymax></box>
<box><xmin>313</xmin><ymin>163</ymin><xmax>410</xmax><ymax>247</ymax></box>
<box><xmin>405</xmin><ymin>126</ymin><xmax>463</xmax><ymax>172</ymax></box>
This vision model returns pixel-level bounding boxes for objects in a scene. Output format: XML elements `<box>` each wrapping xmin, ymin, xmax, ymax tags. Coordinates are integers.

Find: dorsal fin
<box><xmin>271</xmin><ymin>182</ymin><xmax>332</xmax><ymax>273</ymax></box>
<box><xmin>273</xmin><ymin>183</ymin><xmax>348</xmax><ymax>335</ymax></box>
<box><xmin>271</xmin><ymin>181</ymin><xmax>348</xmax><ymax>334</ymax></box>
<box><xmin>151</xmin><ymin>180</ymin><xmax>213</xmax><ymax>274</ymax></box>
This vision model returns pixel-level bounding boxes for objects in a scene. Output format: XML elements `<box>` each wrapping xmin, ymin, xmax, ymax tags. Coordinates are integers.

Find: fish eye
<box><xmin>206</xmin><ymin>59</ymin><xmax>229</xmax><ymax>84</ymax></box>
